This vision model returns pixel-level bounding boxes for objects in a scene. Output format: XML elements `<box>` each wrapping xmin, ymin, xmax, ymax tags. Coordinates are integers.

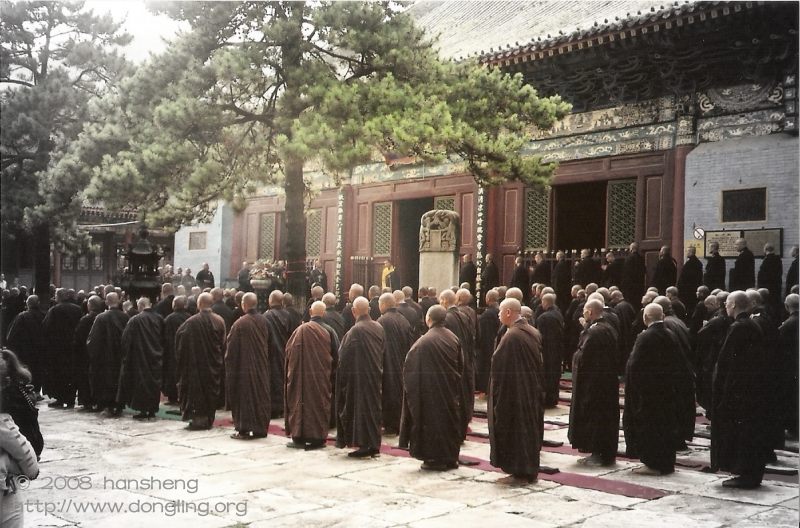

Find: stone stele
<box><xmin>418</xmin><ymin>209</ymin><xmax>460</xmax><ymax>295</ymax></box>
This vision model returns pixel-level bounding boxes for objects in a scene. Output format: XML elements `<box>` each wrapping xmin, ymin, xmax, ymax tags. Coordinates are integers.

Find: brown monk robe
<box><xmin>377</xmin><ymin>292</ymin><xmax>413</xmax><ymax>434</ymax></box>
<box><xmin>489</xmin><ymin>299</ymin><xmax>544</xmax><ymax>482</ymax></box>
<box><xmin>439</xmin><ymin>289</ymin><xmax>475</xmax><ymax>439</ymax></box>
<box><xmin>399</xmin><ymin>305</ymin><xmax>464</xmax><ymax>471</ymax></box>
<box><xmin>226</xmin><ymin>292</ymin><xmax>271</xmax><ymax>440</ymax></box>
<box><xmin>336</xmin><ymin>297</ymin><xmax>384</xmax><ymax>457</ymax></box>
<box><xmin>175</xmin><ymin>292</ymin><xmax>227</xmax><ymax>430</ymax></box>
<box><xmin>285</xmin><ymin>301</ymin><xmax>338</xmax><ymax>450</ymax></box>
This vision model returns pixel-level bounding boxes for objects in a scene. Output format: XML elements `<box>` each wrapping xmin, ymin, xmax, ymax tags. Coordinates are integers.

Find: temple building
<box><xmin>178</xmin><ymin>1</ymin><xmax>798</xmax><ymax>297</ymax></box>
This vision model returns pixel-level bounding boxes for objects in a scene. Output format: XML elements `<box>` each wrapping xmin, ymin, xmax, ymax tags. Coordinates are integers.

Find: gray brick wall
<box><xmin>684</xmin><ymin>134</ymin><xmax>799</xmax><ymax>294</ymax></box>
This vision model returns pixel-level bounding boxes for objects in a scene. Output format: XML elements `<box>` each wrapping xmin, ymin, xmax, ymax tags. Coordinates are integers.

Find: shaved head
<box><xmin>105</xmin><ymin>292</ymin><xmax>120</xmax><ymax>308</ymax></box>
<box><xmin>393</xmin><ymin>290</ymin><xmax>404</xmax><ymax>304</ymax></box>
<box><xmin>583</xmin><ymin>299</ymin><xmax>604</xmax><ymax>321</ymax></box>
<box><xmin>380</xmin><ymin>292</ymin><xmax>396</xmax><ymax>313</ymax></box>
<box><xmin>197</xmin><ymin>292</ymin><xmax>213</xmax><ymax>310</ymax></box>
<box><xmin>505</xmin><ymin>287</ymin><xmax>523</xmax><ymax>301</ymax></box>
<box><xmin>485</xmin><ymin>289</ymin><xmax>499</xmax><ymax>305</ymax></box>
<box><xmin>242</xmin><ymin>292</ymin><xmax>258</xmax><ymax>311</ymax></box>
<box><xmin>322</xmin><ymin>292</ymin><xmax>337</xmax><ymax>307</ymax></box>
<box><xmin>643</xmin><ymin>303</ymin><xmax>664</xmax><ymax>326</ymax></box>
<box><xmin>172</xmin><ymin>295</ymin><xmax>187</xmax><ymax>311</ymax></box>
<box><xmin>456</xmin><ymin>288</ymin><xmax>472</xmax><ymax>306</ymax></box>
<box><xmin>439</xmin><ymin>289</ymin><xmax>456</xmax><ymax>308</ymax></box>
<box><xmin>349</xmin><ymin>283</ymin><xmax>364</xmax><ymax>301</ymax></box>
<box><xmin>268</xmin><ymin>290</ymin><xmax>284</xmax><ymax>308</ymax></box>
<box><xmin>426</xmin><ymin>305</ymin><xmax>447</xmax><ymax>327</ymax></box>
<box><xmin>352</xmin><ymin>296</ymin><xmax>370</xmax><ymax>317</ymax></box>
<box><xmin>310</xmin><ymin>301</ymin><xmax>326</xmax><ymax>317</ymax></box>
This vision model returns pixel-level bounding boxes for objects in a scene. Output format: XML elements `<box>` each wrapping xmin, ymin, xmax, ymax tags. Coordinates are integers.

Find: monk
<box><xmin>336</xmin><ymin>297</ymin><xmax>384</xmax><ymax>457</ymax></box>
<box><xmin>42</xmin><ymin>288</ymin><xmax>83</xmax><ymax>408</ymax></box>
<box><xmin>264</xmin><ymin>290</ymin><xmax>293</xmax><ymax>418</ymax></box>
<box><xmin>568</xmin><ymin>299</ymin><xmax>619</xmax><ymax>466</ymax></box>
<box><xmin>175</xmin><ymin>292</ymin><xmax>226</xmax><ymax>430</ymax></box>
<box><xmin>321</xmin><ymin>292</ymin><xmax>346</xmax><ymax>341</ymax></box>
<box><xmin>377</xmin><ymin>292</ymin><xmax>413</xmax><ymax>434</ymax></box>
<box><xmin>399</xmin><ymin>305</ymin><xmax>463</xmax><ymax>471</ymax></box>
<box><xmin>476</xmin><ymin>289</ymin><xmax>500</xmax><ymax>393</ymax></box>
<box><xmin>86</xmin><ymin>293</ymin><xmax>129</xmax><ymax>416</ymax></box>
<box><xmin>226</xmin><ymin>292</ymin><xmax>271</xmax><ymax>440</ymax></box>
<box><xmin>489</xmin><ymin>298</ymin><xmax>544</xmax><ymax>482</ymax></box>
<box><xmin>535</xmin><ymin>293</ymin><xmax>564</xmax><ymax>407</ymax></box>
<box><xmin>162</xmin><ymin>295</ymin><xmax>190</xmax><ymax>406</ymax></box>
<box><xmin>624</xmin><ymin>303</ymin><xmax>683</xmax><ymax>475</ymax></box>
<box><xmin>439</xmin><ymin>289</ymin><xmax>475</xmax><ymax>438</ymax></box>
<box><xmin>285</xmin><ymin>301</ymin><xmax>338</xmax><ymax>450</ymax></box>
<box><xmin>117</xmin><ymin>297</ymin><xmax>163</xmax><ymax>420</ymax></box>
<box><xmin>72</xmin><ymin>295</ymin><xmax>104</xmax><ymax>411</ymax></box>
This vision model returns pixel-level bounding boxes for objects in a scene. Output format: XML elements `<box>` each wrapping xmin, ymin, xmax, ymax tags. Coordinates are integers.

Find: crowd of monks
<box><xmin>1</xmin><ymin>236</ymin><xmax>798</xmax><ymax>488</ymax></box>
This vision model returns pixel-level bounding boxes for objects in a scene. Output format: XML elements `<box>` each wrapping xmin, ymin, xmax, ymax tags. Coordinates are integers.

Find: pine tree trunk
<box><xmin>284</xmin><ymin>156</ymin><xmax>307</xmax><ymax>303</ymax></box>
<box><xmin>33</xmin><ymin>222</ymin><xmax>52</xmax><ymax>308</ymax></box>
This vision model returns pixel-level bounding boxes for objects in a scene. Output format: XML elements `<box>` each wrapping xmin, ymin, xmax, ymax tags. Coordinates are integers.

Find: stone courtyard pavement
<box><xmin>22</xmin><ymin>390</ymin><xmax>799</xmax><ymax>528</ymax></box>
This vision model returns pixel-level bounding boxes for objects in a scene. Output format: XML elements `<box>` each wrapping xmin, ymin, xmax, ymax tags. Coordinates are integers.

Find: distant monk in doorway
<box><xmin>652</xmin><ymin>246</ymin><xmax>677</xmax><ymax>294</ymax></box>
<box><xmin>285</xmin><ymin>301</ymin><xmax>338</xmax><ymax>450</ymax></box>
<box><xmin>703</xmin><ymin>241</ymin><xmax>726</xmax><ymax>292</ymax></box>
<box><xmin>481</xmin><ymin>253</ymin><xmax>500</xmax><ymax>294</ymax></box>
<box><xmin>399</xmin><ymin>305</ymin><xmax>463</xmax><ymax>471</ymax></box>
<box><xmin>336</xmin><ymin>297</ymin><xmax>384</xmax><ymax>457</ymax></box>
<box><xmin>459</xmin><ymin>254</ymin><xmax>477</xmax><ymax>296</ymax></box>
<box><xmin>175</xmin><ymin>292</ymin><xmax>226</xmax><ymax>430</ymax></box>
<box><xmin>489</xmin><ymin>298</ymin><xmax>544</xmax><ymax>483</ymax></box>
<box><xmin>226</xmin><ymin>292</ymin><xmax>271</xmax><ymax>440</ymax></box>
<box><xmin>677</xmin><ymin>246</ymin><xmax>704</xmax><ymax>316</ymax></box>
<box><xmin>622</xmin><ymin>242</ymin><xmax>647</xmax><ymax>311</ymax></box>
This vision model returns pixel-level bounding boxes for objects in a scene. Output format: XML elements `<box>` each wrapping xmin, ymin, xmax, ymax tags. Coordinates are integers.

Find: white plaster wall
<box><xmin>173</xmin><ymin>203</ymin><xmax>235</xmax><ymax>286</ymax></box>
<box><xmin>683</xmin><ymin>134</ymin><xmax>799</xmax><ymax>292</ymax></box>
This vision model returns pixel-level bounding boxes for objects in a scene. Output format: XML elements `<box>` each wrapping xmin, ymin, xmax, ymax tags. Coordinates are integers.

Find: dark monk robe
<box><xmin>622</xmin><ymin>251</ymin><xmax>647</xmax><ymax>311</ymax></box>
<box><xmin>694</xmin><ymin>313</ymin><xmax>731</xmax><ymax>417</ymax></box>
<box><xmin>399</xmin><ymin>322</ymin><xmax>463</xmax><ymax>468</ymax></box>
<box><xmin>264</xmin><ymin>305</ymin><xmax>293</xmax><ymax>417</ymax></box>
<box><xmin>535</xmin><ymin>305</ymin><xmax>564</xmax><ymax>407</ymax></box>
<box><xmin>117</xmin><ymin>308</ymin><xmax>163</xmax><ymax>415</ymax></box>
<box><xmin>489</xmin><ymin>318</ymin><xmax>544</xmax><ymax>479</ymax></box>
<box><xmin>72</xmin><ymin>309</ymin><xmax>100</xmax><ymax>408</ymax></box>
<box><xmin>86</xmin><ymin>307</ymin><xmax>128</xmax><ymax>410</ymax></box>
<box><xmin>175</xmin><ymin>309</ymin><xmax>226</xmax><ymax>426</ymax></box>
<box><xmin>711</xmin><ymin>312</ymin><xmax>771</xmax><ymax>485</ymax></box>
<box><xmin>226</xmin><ymin>309</ymin><xmax>271</xmax><ymax>437</ymax></box>
<box><xmin>377</xmin><ymin>307</ymin><xmax>412</xmax><ymax>434</ymax></box>
<box><xmin>623</xmin><ymin>321</ymin><xmax>683</xmax><ymax>473</ymax></box>
<box><xmin>322</xmin><ymin>306</ymin><xmax>346</xmax><ymax>341</ymax></box>
<box><xmin>285</xmin><ymin>317</ymin><xmax>337</xmax><ymax>446</ymax></box>
<box><xmin>6</xmin><ymin>307</ymin><xmax>46</xmax><ymax>392</ymax></box>
<box><xmin>444</xmin><ymin>306</ymin><xmax>475</xmax><ymax>438</ymax></box>
<box><xmin>162</xmin><ymin>308</ymin><xmax>190</xmax><ymax>404</ymax></box>
<box><xmin>42</xmin><ymin>299</ymin><xmax>83</xmax><ymax>404</ymax></box>
<box><xmin>568</xmin><ymin>317</ymin><xmax>619</xmax><ymax>462</ymax></box>
<box><xmin>397</xmin><ymin>301</ymin><xmax>422</xmax><ymax>342</ymax></box>
<box><xmin>336</xmin><ymin>315</ymin><xmax>384</xmax><ymax>451</ymax></box>
<box><xmin>476</xmin><ymin>303</ymin><xmax>500</xmax><ymax>393</ymax></box>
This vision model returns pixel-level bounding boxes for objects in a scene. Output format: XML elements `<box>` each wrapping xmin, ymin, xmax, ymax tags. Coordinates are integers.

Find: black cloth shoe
<box><xmin>722</xmin><ymin>476</ymin><xmax>761</xmax><ymax>489</ymax></box>
<box><xmin>348</xmin><ymin>447</ymin><xmax>378</xmax><ymax>458</ymax></box>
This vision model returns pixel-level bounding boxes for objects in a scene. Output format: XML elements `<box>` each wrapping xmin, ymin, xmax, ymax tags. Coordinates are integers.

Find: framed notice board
<box><xmin>704</xmin><ymin>228</ymin><xmax>783</xmax><ymax>258</ymax></box>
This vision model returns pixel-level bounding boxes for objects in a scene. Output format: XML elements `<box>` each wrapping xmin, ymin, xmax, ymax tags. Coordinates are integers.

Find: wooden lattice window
<box><xmin>259</xmin><ymin>213</ymin><xmax>276</xmax><ymax>260</ymax></box>
<box><xmin>524</xmin><ymin>186</ymin><xmax>549</xmax><ymax>250</ymax></box>
<box><xmin>373</xmin><ymin>202</ymin><xmax>392</xmax><ymax>256</ymax></box>
<box><xmin>607</xmin><ymin>180</ymin><xmax>637</xmax><ymax>248</ymax></box>
<box><xmin>306</xmin><ymin>208</ymin><xmax>322</xmax><ymax>258</ymax></box>
<box><xmin>435</xmin><ymin>196</ymin><xmax>456</xmax><ymax>211</ymax></box>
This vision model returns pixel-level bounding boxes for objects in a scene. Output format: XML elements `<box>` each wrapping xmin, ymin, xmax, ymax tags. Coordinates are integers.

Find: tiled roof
<box><xmin>409</xmin><ymin>0</ymin><xmax>726</xmax><ymax>63</ymax></box>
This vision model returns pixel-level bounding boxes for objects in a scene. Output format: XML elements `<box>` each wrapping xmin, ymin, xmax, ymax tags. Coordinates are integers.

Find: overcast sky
<box><xmin>85</xmin><ymin>1</ymin><xmax>185</xmax><ymax>62</ymax></box>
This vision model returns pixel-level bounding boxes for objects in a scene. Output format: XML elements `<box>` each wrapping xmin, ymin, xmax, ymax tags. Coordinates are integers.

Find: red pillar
<box><xmin>671</xmin><ymin>145</ymin><xmax>693</xmax><ymax>270</ymax></box>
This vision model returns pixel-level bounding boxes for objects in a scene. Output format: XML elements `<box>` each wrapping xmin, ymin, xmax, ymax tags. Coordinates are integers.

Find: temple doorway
<box><xmin>395</xmin><ymin>197</ymin><xmax>434</xmax><ymax>295</ymax></box>
<box><xmin>553</xmin><ymin>181</ymin><xmax>608</xmax><ymax>251</ymax></box>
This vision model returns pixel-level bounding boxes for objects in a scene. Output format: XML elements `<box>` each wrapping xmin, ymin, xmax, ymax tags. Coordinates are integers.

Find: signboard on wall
<box><xmin>704</xmin><ymin>228</ymin><xmax>783</xmax><ymax>258</ymax></box>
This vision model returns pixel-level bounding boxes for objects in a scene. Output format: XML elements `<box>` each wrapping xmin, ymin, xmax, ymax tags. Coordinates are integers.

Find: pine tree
<box><xmin>1</xmin><ymin>0</ymin><xmax>131</xmax><ymax>300</ymax></box>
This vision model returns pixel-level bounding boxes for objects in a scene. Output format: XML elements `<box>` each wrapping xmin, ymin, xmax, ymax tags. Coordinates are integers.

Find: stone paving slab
<box><xmin>20</xmin><ymin>402</ymin><xmax>799</xmax><ymax>528</ymax></box>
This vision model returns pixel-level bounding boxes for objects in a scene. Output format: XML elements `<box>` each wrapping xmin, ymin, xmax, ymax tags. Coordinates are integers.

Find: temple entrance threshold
<box><xmin>553</xmin><ymin>181</ymin><xmax>608</xmax><ymax>251</ymax></box>
<box><xmin>395</xmin><ymin>197</ymin><xmax>434</xmax><ymax>295</ymax></box>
